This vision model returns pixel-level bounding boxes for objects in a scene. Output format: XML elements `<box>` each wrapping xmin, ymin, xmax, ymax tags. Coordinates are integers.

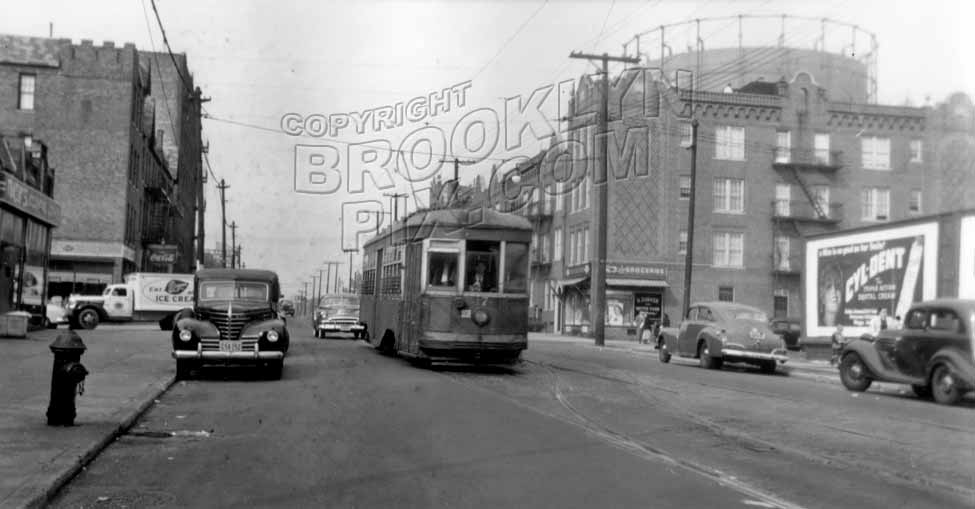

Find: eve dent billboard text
<box><xmin>804</xmin><ymin>222</ymin><xmax>939</xmax><ymax>338</ymax></box>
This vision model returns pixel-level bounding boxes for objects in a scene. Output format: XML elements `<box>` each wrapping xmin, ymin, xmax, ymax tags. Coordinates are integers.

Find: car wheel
<box><xmin>931</xmin><ymin>364</ymin><xmax>962</xmax><ymax>406</ymax></box>
<box><xmin>839</xmin><ymin>353</ymin><xmax>872</xmax><ymax>392</ymax></box>
<box><xmin>77</xmin><ymin>309</ymin><xmax>100</xmax><ymax>330</ymax></box>
<box><xmin>911</xmin><ymin>384</ymin><xmax>933</xmax><ymax>399</ymax></box>
<box><xmin>698</xmin><ymin>342</ymin><xmax>720</xmax><ymax>370</ymax></box>
<box><xmin>658</xmin><ymin>341</ymin><xmax>671</xmax><ymax>363</ymax></box>
<box><xmin>759</xmin><ymin>360</ymin><xmax>777</xmax><ymax>374</ymax></box>
<box><xmin>175</xmin><ymin>360</ymin><xmax>194</xmax><ymax>381</ymax></box>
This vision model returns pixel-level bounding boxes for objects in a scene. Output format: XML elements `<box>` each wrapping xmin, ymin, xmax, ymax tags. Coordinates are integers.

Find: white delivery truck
<box><xmin>66</xmin><ymin>272</ymin><xmax>194</xmax><ymax>330</ymax></box>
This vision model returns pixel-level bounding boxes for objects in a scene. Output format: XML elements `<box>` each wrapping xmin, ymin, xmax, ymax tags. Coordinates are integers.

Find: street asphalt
<box><xmin>1</xmin><ymin>321</ymin><xmax>972</xmax><ymax>508</ymax></box>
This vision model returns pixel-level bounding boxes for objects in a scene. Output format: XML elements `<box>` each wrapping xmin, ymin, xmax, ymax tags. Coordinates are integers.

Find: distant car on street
<box><xmin>280</xmin><ymin>299</ymin><xmax>295</xmax><ymax>317</ymax></box>
<box><xmin>656</xmin><ymin>302</ymin><xmax>789</xmax><ymax>374</ymax></box>
<box><xmin>314</xmin><ymin>295</ymin><xmax>366</xmax><ymax>339</ymax></box>
<box><xmin>171</xmin><ymin>269</ymin><xmax>290</xmax><ymax>380</ymax></box>
<box><xmin>838</xmin><ymin>298</ymin><xmax>975</xmax><ymax>405</ymax></box>
<box><xmin>769</xmin><ymin>317</ymin><xmax>802</xmax><ymax>350</ymax></box>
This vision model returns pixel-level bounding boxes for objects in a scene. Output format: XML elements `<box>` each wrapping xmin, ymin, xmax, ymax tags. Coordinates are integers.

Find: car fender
<box><xmin>73</xmin><ymin>302</ymin><xmax>107</xmax><ymax>320</ymax></box>
<box><xmin>174</xmin><ymin>317</ymin><xmax>220</xmax><ymax>338</ymax></box>
<box><xmin>927</xmin><ymin>350</ymin><xmax>975</xmax><ymax>389</ymax></box>
<box><xmin>840</xmin><ymin>339</ymin><xmax>886</xmax><ymax>378</ymax></box>
<box><xmin>241</xmin><ymin>317</ymin><xmax>288</xmax><ymax>338</ymax></box>
<box><xmin>657</xmin><ymin>328</ymin><xmax>678</xmax><ymax>350</ymax></box>
<box><xmin>696</xmin><ymin>327</ymin><xmax>724</xmax><ymax>357</ymax></box>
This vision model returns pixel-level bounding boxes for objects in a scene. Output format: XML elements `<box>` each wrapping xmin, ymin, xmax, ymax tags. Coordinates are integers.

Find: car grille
<box><xmin>326</xmin><ymin>317</ymin><xmax>359</xmax><ymax>325</ymax></box>
<box><xmin>200</xmin><ymin>338</ymin><xmax>259</xmax><ymax>352</ymax></box>
<box><xmin>199</xmin><ymin>309</ymin><xmax>273</xmax><ymax>341</ymax></box>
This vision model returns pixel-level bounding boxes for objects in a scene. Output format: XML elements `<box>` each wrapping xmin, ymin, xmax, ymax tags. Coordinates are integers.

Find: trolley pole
<box><xmin>568</xmin><ymin>51</ymin><xmax>640</xmax><ymax>347</ymax></box>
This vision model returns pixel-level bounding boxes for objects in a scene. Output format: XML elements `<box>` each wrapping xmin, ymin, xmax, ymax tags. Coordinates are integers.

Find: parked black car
<box><xmin>769</xmin><ymin>317</ymin><xmax>802</xmax><ymax>350</ymax></box>
<box><xmin>171</xmin><ymin>269</ymin><xmax>290</xmax><ymax>380</ymax></box>
<box><xmin>838</xmin><ymin>299</ymin><xmax>975</xmax><ymax>405</ymax></box>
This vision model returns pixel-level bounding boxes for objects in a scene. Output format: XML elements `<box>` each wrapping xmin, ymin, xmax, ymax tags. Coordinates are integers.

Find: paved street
<box><xmin>41</xmin><ymin>323</ymin><xmax>974</xmax><ymax>509</ymax></box>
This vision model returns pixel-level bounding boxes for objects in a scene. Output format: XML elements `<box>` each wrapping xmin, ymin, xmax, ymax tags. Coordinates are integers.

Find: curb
<box><xmin>19</xmin><ymin>373</ymin><xmax>176</xmax><ymax>509</ymax></box>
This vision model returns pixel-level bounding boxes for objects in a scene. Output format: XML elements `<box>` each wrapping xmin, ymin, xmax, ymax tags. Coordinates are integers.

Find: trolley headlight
<box><xmin>178</xmin><ymin>329</ymin><xmax>193</xmax><ymax>342</ymax></box>
<box><xmin>472</xmin><ymin>309</ymin><xmax>490</xmax><ymax>326</ymax></box>
<box><xmin>266</xmin><ymin>330</ymin><xmax>280</xmax><ymax>343</ymax></box>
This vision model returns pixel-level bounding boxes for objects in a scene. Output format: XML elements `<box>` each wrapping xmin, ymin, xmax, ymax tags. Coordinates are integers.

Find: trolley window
<box><xmin>428</xmin><ymin>252</ymin><xmax>459</xmax><ymax>288</ymax></box>
<box><xmin>503</xmin><ymin>242</ymin><xmax>529</xmax><ymax>294</ymax></box>
<box><xmin>465</xmin><ymin>240</ymin><xmax>500</xmax><ymax>293</ymax></box>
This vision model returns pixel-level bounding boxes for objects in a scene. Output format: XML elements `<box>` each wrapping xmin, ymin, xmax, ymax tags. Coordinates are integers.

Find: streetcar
<box><xmin>359</xmin><ymin>207</ymin><xmax>533</xmax><ymax>366</ymax></box>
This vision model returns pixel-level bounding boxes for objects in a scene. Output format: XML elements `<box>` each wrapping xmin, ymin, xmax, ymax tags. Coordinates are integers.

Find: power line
<box><xmin>139</xmin><ymin>0</ymin><xmax>178</xmax><ymax>143</ymax></box>
<box><xmin>470</xmin><ymin>0</ymin><xmax>550</xmax><ymax>82</ymax></box>
<box><xmin>149</xmin><ymin>0</ymin><xmax>194</xmax><ymax>95</ymax></box>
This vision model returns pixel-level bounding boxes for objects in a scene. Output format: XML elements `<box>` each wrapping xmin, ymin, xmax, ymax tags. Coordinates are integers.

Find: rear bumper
<box><xmin>719</xmin><ymin>348</ymin><xmax>789</xmax><ymax>363</ymax></box>
<box><xmin>172</xmin><ymin>350</ymin><xmax>285</xmax><ymax>360</ymax></box>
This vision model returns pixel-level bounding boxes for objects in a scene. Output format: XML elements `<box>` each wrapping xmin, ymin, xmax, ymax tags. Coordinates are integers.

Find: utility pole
<box><xmin>217</xmin><ymin>179</ymin><xmax>229</xmax><ymax>268</ymax></box>
<box><xmin>321</xmin><ymin>261</ymin><xmax>341</xmax><ymax>294</ymax></box>
<box><xmin>302</xmin><ymin>281</ymin><xmax>309</xmax><ymax>315</ymax></box>
<box><xmin>236</xmin><ymin>245</ymin><xmax>242</xmax><ymax>269</ymax></box>
<box><xmin>317</xmin><ymin>269</ymin><xmax>324</xmax><ymax>307</ymax></box>
<box><xmin>383</xmin><ymin>193</ymin><xmax>408</xmax><ymax>222</ymax></box>
<box><xmin>342</xmin><ymin>248</ymin><xmax>357</xmax><ymax>293</ymax></box>
<box><xmin>568</xmin><ymin>51</ymin><xmax>640</xmax><ymax>347</ymax></box>
<box><xmin>438</xmin><ymin>158</ymin><xmax>476</xmax><ymax>206</ymax></box>
<box><xmin>229</xmin><ymin>221</ymin><xmax>237</xmax><ymax>269</ymax></box>
<box><xmin>682</xmin><ymin>72</ymin><xmax>699</xmax><ymax>320</ymax></box>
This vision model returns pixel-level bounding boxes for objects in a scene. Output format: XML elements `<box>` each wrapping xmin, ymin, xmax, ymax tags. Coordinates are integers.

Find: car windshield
<box><xmin>321</xmin><ymin>297</ymin><xmax>357</xmax><ymax>308</ymax></box>
<box><xmin>199</xmin><ymin>281</ymin><xmax>269</xmax><ymax>301</ymax></box>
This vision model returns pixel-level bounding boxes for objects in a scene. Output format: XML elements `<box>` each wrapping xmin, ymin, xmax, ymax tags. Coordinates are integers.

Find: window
<box><xmin>773</xmin><ymin>294</ymin><xmax>788</xmax><ymax>318</ymax></box>
<box><xmin>503</xmin><ymin>242</ymin><xmax>530</xmax><ymax>294</ymax></box>
<box><xmin>718</xmin><ymin>286</ymin><xmax>734</xmax><ymax>302</ymax></box>
<box><xmin>466</xmin><ymin>240</ymin><xmax>500</xmax><ymax>293</ymax></box>
<box><xmin>713</xmin><ymin>232</ymin><xmax>744</xmax><ymax>268</ymax></box>
<box><xmin>555</xmin><ymin>181</ymin><xmax>564</xmax><ymax>211</ymax></box>
<box><xmin>680</xmin><ymin>122</ymin><xmax>693</xmax><ymax>148</ymax></box>
<box><xmin>112</xmin><ymin>288</ymin><xmax>128</xmax><ymax>297</ymax></box>
<box><xmin>714</xmin><ymin>178</ymin><xmax>745</xmax><ymax>213</ymax></box>
<box><xmin>428</xmin><ymin>251</ymin><xmax>459</xmax><ymax>289</ymax></box>
<box><xmin>553</xmin><ymin>228</ymin><xmax>563</xmax><ymax>260</ymax></box>
<box><xmin>678</xmin><ymin>230</ymin><xmax>688</xmax><ymax>255</ymax></box>
<box><xmin>699</xmin><ymin>307</ymin><xmax>715</xmax><ymax>321</ymax></box>
<box><xmin>715</xmin><ymin>126</ymin><xmax>745</xmax><ymax>161</ymax></box>
<box><xmin>774</xmin><ymin>236</ymin><xmax>791</xmax><ymax>270</ymax></box>
<box><xmin>904</xmin><ymin>309</ymin><xmax>928</xmax><ymax>330</ymax></box>
<box><xmin>929</xmin><ymin>309</ymin><xmax>962</xmax><ymax>333</ymax></box>
<box><xmin>381</xmin><ymin>245</ymin><xmax>403</xmax><ymax>295</ymax></box>
<box><xmin>909</xmin><ymin>139</ymin><xmax>923</xmax><ymax>163</ymax></box>
<box><xmin>568</xmin><ymin>231</ymin><xmax>576</xmax><ymax>264</ymax></box>
<box><xmin>361</xmin><ymin>251</ymin><xmax>377</xmax><ymax>294</ymax></box>
<box><xmin>540</xmin><ymin>235</ymin><xmax>549</xmax><ymax>262</ymax></box>
<box><xmin>909</xmin><ymin>190</ymin><xmax>922</xmax><ymax>214</ymax></box>
<box><xmin>861</xmin><ymin>187</ymin><xmax>890</xmax><ymax>221</ymax></box>
<box><xmin>814</xmin><ymin>134</ymin><xmax>831</xmax><ymax>164</ymax></box>
<box><xmin>861</xmin><ymin>136</ymin><xmax>891</xmax><ymax>170</ymax></box>
<box><xmin>679</xmin><ymin>175</ymin><xmax>691</xmax><ymax>199</ymax></box>
<box><xmin>812</xmin><ymin>185</ymin><xmax>830</xmax><ymax>217</ymax></box>
<box><xmin>775</xmin><ymin>131</ymin><xmax>791</xmax><ymax>163</ymax></box>
<box><xmin>774</xmin><ymin>184</ymin><xmax>791</xmax><ymax>216</ymax></box>
<box><xmin>199</xmin><ymin>281</ymin><xmax>269</xmax><ymax>301</ymax></box>
<box><xmin>582</xmin><ymin>227</ymin><xmax>590</xmax><ymax>263</ymax></box>
<box><xmin>18</xmin><ymin>74</ymin><xmax>35</xmax><ymax>110</ymax></box>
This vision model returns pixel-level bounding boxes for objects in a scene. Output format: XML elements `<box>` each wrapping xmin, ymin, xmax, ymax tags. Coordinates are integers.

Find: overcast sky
<box><xmin>4</xmin><ymin>0</ymin><xmax>973</xmax><ymax>298</ymax></box>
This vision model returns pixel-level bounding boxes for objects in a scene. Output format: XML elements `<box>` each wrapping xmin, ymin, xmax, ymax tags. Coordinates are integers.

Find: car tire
<box><xmin>931</xmin><ymin>364</ymin><xmax>962</xmax><ymax>406</ymax></box>
<box><xmin>77</xmin><ymin>308</ymin><xmax>100</xmax><ymax>330</ymax></box>
<box><xmin>175</xmin><ymin>360</ymin><xmax>194</xmax><ymax>381</ymax></box>
<box><xmin>911</xmin><ymin>384</ymin><xmax>933</xmax><ymax>399</ymax></box>
<box><xmin>759</xmin><ymin>360</ymin><xmax>777</xmax><ymax>374</ymax></box>
<box><xmin>658</xmin><ymin>341</ymin><xmax>671</xmax><ymax>363</ymax></box>
<box><xmin>698</xmin><ymin>342</ymin><xmax>720</xmax><ymax>370</ymax></box>
<box><xmin>839</xmin><ymin>353</ymin><xmax>872</xmax><ymax>392</ymax></box>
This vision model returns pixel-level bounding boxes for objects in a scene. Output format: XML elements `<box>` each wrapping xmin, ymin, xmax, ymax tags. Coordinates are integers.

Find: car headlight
<box><xmin>718</xmin><ymin>329</ymin><xmax>728</xmax><ymax>343</ymax></box>
<box><xmin>266</xmin><ymin>330</ymin><xmax>280</xmax><ymax>342</ymax></box>
<box><xmin>178</xmin><ymin>329</ymin><xmax>193</xmax><ymax>342</ymax></box>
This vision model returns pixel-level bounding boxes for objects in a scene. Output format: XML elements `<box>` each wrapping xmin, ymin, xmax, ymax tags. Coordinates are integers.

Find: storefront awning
<box><xmin>48</xmin><ymin>271</ymin><xmax>113</xmax><ymax>284</ymax></box>
<box><xmin>606</xmin><ymin>278</ymin><xmax>669</xmax><ymax>288</ymax></box>
<box><xmin>558</xmin><ymin>276</ymin><xmax>589</xmax><ymax>288</ymax></box>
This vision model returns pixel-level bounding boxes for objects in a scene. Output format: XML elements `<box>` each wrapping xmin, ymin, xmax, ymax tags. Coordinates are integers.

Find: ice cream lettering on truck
<box><xmin>66</xmin><ymin>273</ymin><xmax>195</xmax><ymax>330</ymax></box>
<box><xmin>803</xmin><ymin>209</ymin><xmax>975</xmax><ymax>341</ymax></box>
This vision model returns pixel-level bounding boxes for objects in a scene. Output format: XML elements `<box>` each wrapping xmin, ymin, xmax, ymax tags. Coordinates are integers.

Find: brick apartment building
<box><xmin>0</xmin><ymin>35</ymin><xmax>203</xmax><ymax>298</ymax></box>
<box><xmin>464</xmin><ymin>70</ymin><xmax>974</xmax><ymax>339</ymax></box>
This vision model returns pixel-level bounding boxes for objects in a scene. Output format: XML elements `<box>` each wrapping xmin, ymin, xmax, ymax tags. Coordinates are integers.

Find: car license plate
<box><xmin>219</xmin><ymin>341</ymin><xmax>241</xmax><ymax>352</ymax></box>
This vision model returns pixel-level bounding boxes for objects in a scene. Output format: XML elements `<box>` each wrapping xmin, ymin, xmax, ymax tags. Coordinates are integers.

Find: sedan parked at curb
<box><xmin>656</xmin><ymin>302</ymin><xmax>789</xmax><ymax>374</ymax></box>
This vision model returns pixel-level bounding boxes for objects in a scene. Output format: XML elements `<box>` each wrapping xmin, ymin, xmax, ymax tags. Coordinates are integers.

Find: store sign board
<box><xmin>0</xmin><ymin>175</ymin><xmax>61</xmax><ymax>226</ymax></box>
<box><xmin>566</xmin><ymin>263</ymin><xmax>590</xmax><ymax>278</ymax></box>
<box><xmin>148</xmin><ymin>244</ymin><xmax>179</xmax><ymax>264</ymax></box>
<box><xmin>606</xmin><ymin>262</ymin><xmax>667</xmax><ymax>279</ymax></box>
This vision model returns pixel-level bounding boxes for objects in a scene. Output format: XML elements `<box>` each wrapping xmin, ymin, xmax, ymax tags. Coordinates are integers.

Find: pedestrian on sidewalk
<box><xmin>830</xmin><ymin>325</ymin><xmax>846</xmax><ymax>366</ymax></box>
<box><xmin>868</xmin><ymin>307</ymin><xmax>889</xmax><ymax>337</ymax></box>
<box><xmin>637</xmin><ymin>312</ymin><xmax>654</xmax><ymax>344</ymax></box>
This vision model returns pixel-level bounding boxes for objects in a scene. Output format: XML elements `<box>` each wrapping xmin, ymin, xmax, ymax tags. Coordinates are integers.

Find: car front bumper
<box><xmin>317</xmin><ymin>323</ymin><xmax>365</xmax><ymax>332</ymax></box>
<box><xmin>173</xmin><ymin>350</ymin><xmax>285</xmax><ymax>360</ymax></box>
<box><xmin>719</xmin><ymin>348</ymin><xmax>789</xmax><ymax>363</ymax></box>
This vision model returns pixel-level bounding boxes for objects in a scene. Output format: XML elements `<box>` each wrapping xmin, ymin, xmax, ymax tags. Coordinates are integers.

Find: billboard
<box><xmin>130</xmin><ymin>274</ymin><xmax>195</xmax><ymax>311</ymax></box>
<box><xmin>959</xmin><ymin>215</ymin><xmax>975</xmax><ymax>299</ymax></box>
<box><xmin>805</xmin><ymin>222</ymin><xmax>939</xmax><ymax>338</ymax></box>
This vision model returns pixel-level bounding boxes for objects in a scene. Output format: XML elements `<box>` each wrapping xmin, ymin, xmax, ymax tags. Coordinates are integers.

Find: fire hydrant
<box><xmin>46</xmin><ymin>330</ymin><xmax>89</xmax><ymax>426</ymax></box>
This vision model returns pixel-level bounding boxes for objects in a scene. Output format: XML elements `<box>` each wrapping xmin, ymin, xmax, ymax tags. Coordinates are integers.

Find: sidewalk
<box><xmin>528</xmin><ymin>332</ymin><xmax>840</xmax><ymax>384</ymax></box>
<box><xmin>0</xmin><ymin>326</ymin><xmax>175</xmax><ymax>509</ymax></box>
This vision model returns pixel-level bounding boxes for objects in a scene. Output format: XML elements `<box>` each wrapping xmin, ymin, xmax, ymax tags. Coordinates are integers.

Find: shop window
<box><xmin>718</xmin><ymin>286</ymin><xmax>734</xmax><ymax>302</ymax></box>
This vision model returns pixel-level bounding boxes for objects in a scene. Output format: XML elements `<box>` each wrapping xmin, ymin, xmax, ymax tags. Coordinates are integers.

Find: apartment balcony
<box><xmin>771</xmin><ymin>200</ymin><xmax>843</xmax><ymax>224</ymax></box>
<box><xmin>772</xmin><ymin>148</ymin><xmax>843</xmax><ymax>172</ymax></box>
